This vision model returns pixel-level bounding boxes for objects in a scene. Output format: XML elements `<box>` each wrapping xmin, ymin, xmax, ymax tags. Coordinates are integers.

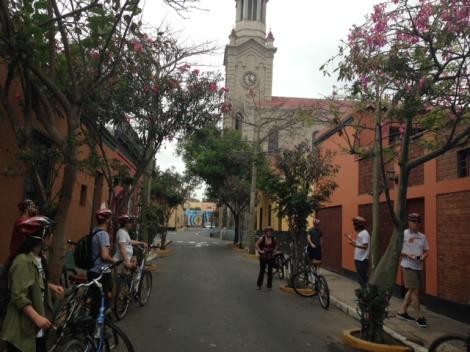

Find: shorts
<box><xmin>403</xmin><ymin>267</ymin><xmax>423</xmax><ymax>289</ymax></box>
<box><xmin>307</xmin><ymin>247</ymin><xmax>322</xmax><ymax>261</ymax></box>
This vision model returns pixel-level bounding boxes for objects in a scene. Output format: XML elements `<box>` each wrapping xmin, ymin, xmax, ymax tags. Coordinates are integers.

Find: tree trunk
<box><xmin>48</xmin><ymin>109</ymin><xmax>80</xmax><ymax>283</ymax></box>
<box><xmin>371</xmin><ymin>121</ymin><xmax>381</xmax><ymax>271</ymax></box>
<box><xmin>233</xmin><ymin>212</ymin><xmax>240</xmax><ymax>244</ymax></box>
<box><xmin>141</xmin><ymin>156</ymin><xmax>155</xmax><ymax>243</ymax></box>
<box><xmin>370</xmin><ymin>115</ymin><xmax>413</xmax><ymax>292</ymax></box>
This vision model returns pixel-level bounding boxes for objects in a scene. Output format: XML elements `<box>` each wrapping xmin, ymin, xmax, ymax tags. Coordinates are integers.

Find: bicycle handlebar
<box><xmin>73</xmin><ymin>260</ymin><xmax>123</xmax><ymax>291</ymax></box>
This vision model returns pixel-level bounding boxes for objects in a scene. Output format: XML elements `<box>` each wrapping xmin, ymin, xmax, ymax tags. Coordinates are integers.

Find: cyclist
<box><xmin>255</xmin><ymin>226</ymin><xmax>278</xmax><ymax>290</ymax></box>
<box><xmin>2</xmin><ymin>216</ymin><xmax>64</xmax><ymax>352</ymax></box>
<box><xmin>114</xmin><ymin>215</ymin><xmax>147</xmax><ymax>271</ymax></box>
<box><xmin>345</xmin><ymin>216</ymin><xmax>370</xmax><ymax>288</ymax></box>
<box><xmin>5</xmin><ymin>199</ymin><xmax>38</xmax><ymax>268</ymax></box>
<box><xmin>87</xmin><ymin>209</ymin><xmax>116</xmax><ymax>317</ymax></box>
<box><xmin>396</xmin><ymin>213</ymin><xmax>429</xmax><ymax>328</ymax></box>
<box><xmin>307</xmin><ymin>218</ymin><xmax>322</xmax><ymax>271</ymax></box>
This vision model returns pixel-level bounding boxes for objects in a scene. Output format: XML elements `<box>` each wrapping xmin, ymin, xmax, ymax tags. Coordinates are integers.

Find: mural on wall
<box><xmin>184</xmin><ymin>210</ymin><xmax>217</xmax><ymax>227</ymax></box>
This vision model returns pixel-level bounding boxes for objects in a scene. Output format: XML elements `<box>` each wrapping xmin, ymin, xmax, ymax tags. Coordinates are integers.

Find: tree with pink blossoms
<box><xmin>323</xmin><ymin>0</ymin><xmax>469</xmax><ymax>341</ymax></box>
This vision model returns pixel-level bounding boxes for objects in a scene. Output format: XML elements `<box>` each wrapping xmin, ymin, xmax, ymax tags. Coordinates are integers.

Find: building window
<box><xmin>235</xmin><ymin>112</ymin><xmax>243</xmax><ymax>130</ymax></box>
<box><xmin>389</xmin><ymin>127</ymin><xmax>400</xmax><ymax>145</ymax></box>
<box><xmin>79</xmin><ymin>185</ymin><xmax>87</xmax><ymax>206</ymax></box>
<box><xmin>247</xmin><ymin>0</ymin><xmax>252</xmax><ymax>20</ymax></box>
<box><xmin>239</xmin><ymin>0</ymin><xmax>244</xmax><ymax>21</ymax></box>
<box><xmin>458</xmin><ymin>148</ymin><xmax>470</xmax><ymax>178</ymax></box>
<box><xmin>268</xmin><ymin>129</ymin><xmax>279</xmax><ymax>153</ymax></box>
<box><xmin>252</xmin><ymin>0</ymin><xmax>257</xmax><ymax>20</ymax></box>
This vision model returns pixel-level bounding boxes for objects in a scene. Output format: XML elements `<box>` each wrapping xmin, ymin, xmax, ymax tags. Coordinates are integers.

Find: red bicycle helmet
<box><xmin>17</xmin><ymin>216</ymin><xmax>55</xmax><ymax>239</ymax></box>
<box><xmin>95</xmin><ymin>208</ymin><xmax>112</xmax><ymax>222</ymax></box>
<box><xmin>118</xmin><ymin>214</ymin><xmax>134</xmax><ymax>225</ymax></box>
<box><xmin>17</xmin><ymin>199</ymin><xmax>35</xmax><ymax>212</ymax></box>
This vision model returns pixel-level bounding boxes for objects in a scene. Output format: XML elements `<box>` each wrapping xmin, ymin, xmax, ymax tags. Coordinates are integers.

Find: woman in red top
<box><xmin>255</xmin><ymin>227</ymin><xmax>278</xmax><ymax>290</ymax></box>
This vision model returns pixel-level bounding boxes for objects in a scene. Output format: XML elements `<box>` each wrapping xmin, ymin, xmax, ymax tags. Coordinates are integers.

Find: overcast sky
<box><xmin>142</xmin><ymin>0</ymin><xmax>380</xmax><ymax>198</ymax></box>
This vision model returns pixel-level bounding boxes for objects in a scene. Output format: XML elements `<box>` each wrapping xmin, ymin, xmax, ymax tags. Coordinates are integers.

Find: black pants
<box><xmin>355</xmin><ymin>259</ymin><xmax>369</xmax><ymax>288</ymax></box>
<box><xmin>87</xmin><ymin>271</ymin><xmax>113</xmax><ymax>318</ymax></box>
<box><xmin>257</xmin><ymin>257</ymin><xmax>274</xmax><ymax>288</ymax></box>
<box><xmin>6</xmin><ymin>337</ymin><xmax>47</xmax><ymax>352</ymax></box>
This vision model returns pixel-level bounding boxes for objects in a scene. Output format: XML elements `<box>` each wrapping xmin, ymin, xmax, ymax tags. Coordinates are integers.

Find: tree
<box><xmin>322</xmin><ymin>0</ymin><xmax>470</xmax><ymax>342</ymax></box>
<box><xmin>84</xmin><ymin>29</ymin><xmax>225</xmax><ymax>230</ymax></box>
<box><xmin>258</xmin><ymin>142</ymin><xmax>338</xmax><ymax>273</ymax></box>
<box><xmin>150</xmin><ymin>168</ymin><xmax>190</xmax><ymax>249</ymax></box>
<box><xmin>0</xmin><ymin>0</ymin><xmax>144</xmax><ymax>281</ymax></box>
<box><xmin>180</xmin><ymin>127</ymin><xmax>255</xmax><ymax>245</ymax></box>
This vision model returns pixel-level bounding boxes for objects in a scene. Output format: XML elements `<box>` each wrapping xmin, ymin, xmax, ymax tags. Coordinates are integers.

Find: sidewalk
<box><xmin>321</xmin><ymin>268</ymin><xmax>469</xmax><ymax>352</ymax></box>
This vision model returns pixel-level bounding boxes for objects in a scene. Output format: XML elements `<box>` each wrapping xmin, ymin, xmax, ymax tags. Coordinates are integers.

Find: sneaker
<box><xmin>416</xmin><ymin>317</ymin><xmax>428</xmax><ymax>328</ymax></box>
<box><xmin>396</xmin><ymin>312</ymin><xmax>415</xmax><ymax>321</ymax></box>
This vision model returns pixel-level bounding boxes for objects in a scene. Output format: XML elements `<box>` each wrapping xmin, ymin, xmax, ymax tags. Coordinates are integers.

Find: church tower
<box><xmin>224</xmin><ymin>0</ymin><xmax>277</xmax><ymax>129</ymax></box>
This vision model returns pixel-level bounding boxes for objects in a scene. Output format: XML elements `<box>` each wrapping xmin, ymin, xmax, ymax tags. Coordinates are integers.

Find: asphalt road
<box><xmin>118</xmin><ymin>229</ymin><xmax>358</xmax><ymax>352</ymax></box>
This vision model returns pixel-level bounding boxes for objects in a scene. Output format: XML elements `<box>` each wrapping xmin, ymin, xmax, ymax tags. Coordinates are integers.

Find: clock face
<box><xmin>243</xmin><ymin>72</ymin><xmax>257</xmax><ymax>86</ymax></box>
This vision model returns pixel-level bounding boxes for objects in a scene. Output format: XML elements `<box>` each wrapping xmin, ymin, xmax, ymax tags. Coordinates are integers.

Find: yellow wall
<box><xmin>256</xmin><ymin>193</ymin><xmax>315</xmax><ymax>232</ymax></box>
<box><xmin>167</xmin><ymin>205</ymin><xmax>185</xmax><ymax>229</ymax></box>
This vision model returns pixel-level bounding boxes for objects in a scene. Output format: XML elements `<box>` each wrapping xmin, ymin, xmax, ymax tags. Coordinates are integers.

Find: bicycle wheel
<box><xmin>114</xmin><ymin>277</ymin><xmax>131</xmax><ymax>320</ymax></box>
<box><xmin>274</xmin><ymin>256</ymin><xmax>285</xmax><ymax>280</ymax></box>
<box><xmin>138</xmin><ymin>270</ymin><xmax>152</xmax><ymax>306</ymax></box>
<box><xmin>103</xmin><ymin>320</ymin><xmax>135</xmax><ymax>352</ymax></box>
<box><xmin>292</xmin><ymin>270</ymin><xmax>315</xmax><ymax>297</ymax></box>
<box><xmin>57</xmin><ymin>338</ymin><xmax>85</xmax><ymax>352</ymax></box>
<box><xmin>428</xmin><ymin>335</ymin><xmax>469</xmax><ymax>352</ymax></box>
<box><xmin>316</xmin><ymin>275</ymin><xmax>330</xmax><ymax>310</ymax></box>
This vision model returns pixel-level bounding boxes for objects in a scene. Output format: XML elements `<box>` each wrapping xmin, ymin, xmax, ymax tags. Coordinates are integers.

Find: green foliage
<box><xmin>138</xmin><ymin>203</ymin><xmax>164</xmax><ymax>244</ymax></box>
<box><xmin>258</xmin><ymin>142</ymin><xmax>338</xmax><ymax>245</ymax></box>
<box><xmin>151</xmin><ymin>168</ymin><xmax>189</xmax><ymax>210</ymax></box>
<box><xmin>355</xmin><ymin>285</ymin><xmax>389</xmax><ymax>343</ymax></box>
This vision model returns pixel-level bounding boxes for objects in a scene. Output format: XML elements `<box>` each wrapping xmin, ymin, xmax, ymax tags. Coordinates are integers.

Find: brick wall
<box><xmin>359</xmin><ymin>158</ymin><xmax>373</xmax><ymax>195</ymax></box>
<box><xmin>437</xmin><ymin>191</ymin><xmax>470</xmax><ymax>305</ymax></box>
<box><xmin>436</xmin><ymin>150</ymin><xmax>458</xmax><ymax>181</ymax></box>
<box><xmin>408</xmin><ymin>144</ymin><xmax>424</xmax><ymax>186</ymax></box>
<box><xmin>359</xmin><ymin>202</ymin><xmax>394</xmax><ymax>257</ymax></box>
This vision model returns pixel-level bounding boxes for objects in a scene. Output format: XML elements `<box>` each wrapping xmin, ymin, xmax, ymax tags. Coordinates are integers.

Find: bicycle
<box><xmin>428</xmin><ymin>333</ymin><xmax>470</xmax><ymax>352</ymax></box>
<box><xmin>113</xmin><ymin>245</ymin><xmax>155</xmax><ymax>320</ymax></box>
<box><xmin>291</xmin><ymin>263</ymin><xmax>330</xmax><ymax>310</ymax></box>
<box><xmin>58</xmin><ymin>260</ymin><xmax>135</xmax><ymax>352</ymax></box>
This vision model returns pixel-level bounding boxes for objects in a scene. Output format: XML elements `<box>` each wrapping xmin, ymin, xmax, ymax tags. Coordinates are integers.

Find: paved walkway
<box><xmin>318</xmin><ymin>269</ymin><xmax>469</xmax><ymax>351</ymax></box>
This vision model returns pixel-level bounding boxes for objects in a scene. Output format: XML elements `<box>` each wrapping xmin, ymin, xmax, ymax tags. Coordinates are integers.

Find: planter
<box><xmin>279</xmin><ymin>285</ymin><xmax>315</xmax><ymax>296</ymax></box>
<box><xmin>342</xmin><ymin>329</ymin><xmax>412</xmax><ymax>352</ymax></box>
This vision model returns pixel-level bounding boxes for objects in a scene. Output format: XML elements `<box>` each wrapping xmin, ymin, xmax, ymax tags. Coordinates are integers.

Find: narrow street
<box><xmin>118</xmin><ymin>229</ymin><xmax>358</xmax><ymax>352</ymax></box>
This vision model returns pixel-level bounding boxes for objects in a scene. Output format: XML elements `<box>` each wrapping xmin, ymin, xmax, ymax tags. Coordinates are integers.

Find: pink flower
<box><xmin>399</xmin><ymin>126</ymin><xmax>406</xmax><ymax>136</ymax></box>
<box><xmin>178</xmin><ymin>64</ymin><xmax>191</xmax><ymax>72</ymax></box>
<box><xmin>209</xmin><ymin>82</ymin><xmax>217</xmax><ymax>93</ymax></box>
<box><xmin>192</xmin><ymin>69</ymin><xmax>200</xmax><ymax>76</ymax></box>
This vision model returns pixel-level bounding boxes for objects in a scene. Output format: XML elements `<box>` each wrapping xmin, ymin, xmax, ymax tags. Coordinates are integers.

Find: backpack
<box><xmin>0</xmin><ymin>265</ymin><xmax>10</xmax><ymax>331</ymax></box>
<box><xmin>73</xmin><ymin>229</ymin><xmax>101</xmax><ymax>270</ymax></box>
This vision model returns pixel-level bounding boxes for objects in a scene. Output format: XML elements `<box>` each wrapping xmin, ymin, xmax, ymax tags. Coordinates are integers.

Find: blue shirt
<box><xmin>90</xmin><ymin>228</ymin><xmax>111</xmax><ymax>273</ymax></box>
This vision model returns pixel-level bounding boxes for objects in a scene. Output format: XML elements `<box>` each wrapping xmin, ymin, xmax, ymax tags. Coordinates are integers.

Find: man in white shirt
<box><xmin>346</xmin><ymin>216</ymin><xmax>370</xmax><ymax>288</ymax></box>
<box><xmin>115</xmin><ymin>214</ymin><xmax>147</xmax><ymax>270</ymax></box>
<box><xmin>396</xmin><ymin>213</ymin><xmax>429</xmax><ymax>328</ymax></box>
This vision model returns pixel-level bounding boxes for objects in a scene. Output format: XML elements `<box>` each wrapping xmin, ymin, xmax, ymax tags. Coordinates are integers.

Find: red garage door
<box><xmin>317</xmin><ymin>206</ymin><xmax>343</xmax><ymax>273</ymax></box>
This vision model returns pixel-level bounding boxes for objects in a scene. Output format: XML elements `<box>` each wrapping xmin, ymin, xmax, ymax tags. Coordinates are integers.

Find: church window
<box><xmin>235</xmin><ymin>112</ymin><xmax>243</xmax><ymax>130</ymax></box>
<box><xmin>268</xmin><ymin>129</ymin><xmax>279</xmax><ymax>154</ymax></box>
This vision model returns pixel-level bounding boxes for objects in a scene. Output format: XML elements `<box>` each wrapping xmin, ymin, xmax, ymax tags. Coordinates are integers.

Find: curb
<box><xmin>342</xmin><ymin>329</ymin><xmax>412</xmax><ymax>352</ymax></box>
<box><xmin>330</xmin><ymin>296</ymin><xmax>427</xmax><ymax>352</ymax></box>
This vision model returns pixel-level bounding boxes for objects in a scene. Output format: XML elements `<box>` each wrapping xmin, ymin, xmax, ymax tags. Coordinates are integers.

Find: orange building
<box><xmin>314</xmin><ymin>114</ymin><xmax>470</xmax><ymax>314</ymax></box>
<box><xmin>0</xmin><ymin>77</ymin><xmax>143</xmax><ymax>264</ymax></box>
